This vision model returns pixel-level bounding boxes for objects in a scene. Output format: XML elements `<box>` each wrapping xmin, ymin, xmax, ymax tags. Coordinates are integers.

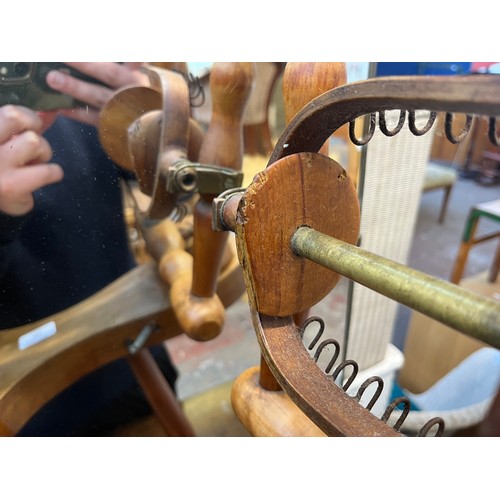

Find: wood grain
<box><xmin>0</xmin><ymin>253</ymin><xmax>245</xmax><ymax>436</ymax></box>
<box><xmin>236</xmin><ymin>152</ymin><xmax>360</xmax><ymax>317</ymax></box>
<box><xmin>283</xmin><ymin>62</ymin><xmax>347</xmax><ymax>155</ymax></box>
<box><xmin>231</xmin><ymin>366</ymin><xmax>326</xmax><ymax>436</ymax></box>
<box><xmin>192</xmin><ymin>62</ymin><xmax>254</xmax><ymax>299</ymax></box>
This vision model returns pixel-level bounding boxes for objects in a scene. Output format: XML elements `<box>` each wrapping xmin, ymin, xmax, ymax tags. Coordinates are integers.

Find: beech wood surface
<box><xmin>231</xmin><ymin>366</ymin><xmax>326</xmax><ymax>437</ymax></box>
<box><xmin>0</xmin><ymin>251</ymin><xmax>244</xmax><ymax>436</ymax></box>
<box><xmin>236</xmin><ymin>152</ymin><xmax>360</xmax><ymax>317</ymax></box>
<box><xmin>138</xmin><ymin>217</ymin><xmax>225</xmax><ymax>341</ymax></box>
<box><xmin>99</xmin><ymin>84</ymin><xmax>163</xmax><ymax>171</ymax></box>
<box><xmin>191</xmin><ymin>62</ymin><xmax>254</xmax><ymax>300</ymax></box>
<box><xmin>242</xmin><ymin>62</ymin><xmax>283</xmax><ymax>156</ymax></box>
<box><xmin>283</xmin><ymin>62</ymin><xmax>347</xmax><ymax>157</ymax></box>
<box><xmin>253</xmin><ymin>313</ymin><xmax>401</xmax><ymax>437</ymax></box>
<box><xmin>257</xmin><ymin>356</ymin><xmax>282</xmax><ymax>392</ymax></box>
<box><xmin>127</xmin><ymin>347</ymin><xmax>196</xmax><ymax>436</ymax></box>
<box><xmin>281</xmin><ymin>62</ymin><xmax>347</xmax><ymax>327</ymax></box>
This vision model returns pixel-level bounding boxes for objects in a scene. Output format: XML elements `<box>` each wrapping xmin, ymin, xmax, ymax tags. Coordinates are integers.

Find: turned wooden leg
<box><xmin>488</xmin><ymin>240</ymin><xmax>500</xmax><ymax>283</ymax></box>
<box><xmin>438</xmin><ymin>184</ymin><xmax>453</xmax><ymax>224</ymax></box>
<box><xmin>127</xmin><ymin>347</ymin><xmax>196</xmax><ymax>437</ymax></box>
<box><xmin>190</xmin><ymin>63</ymin><xmax>254</xmax><ymax>340</ymax></box>
<box><xmin>254</xmin><ymin>62</ymin><xmax>349</xmax><ymax>394</ymax></box>
<box><xmin>450</xmin><ymin>210</ymin><xmax>479</xmax><ymax>284</ymax></box>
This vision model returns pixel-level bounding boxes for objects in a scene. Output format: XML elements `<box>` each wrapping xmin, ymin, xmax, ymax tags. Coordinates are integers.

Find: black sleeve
<box><xmin>0</xmin><ymin>210</ymin><xmax>31</xmax><ymax>279</ymax></box>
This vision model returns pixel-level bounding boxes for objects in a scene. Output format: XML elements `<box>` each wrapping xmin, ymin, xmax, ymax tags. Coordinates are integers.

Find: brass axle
<box><xmin>291</xmin><ymin>226</ymin><xmax>500</xmax><ymax>349</ymax></box>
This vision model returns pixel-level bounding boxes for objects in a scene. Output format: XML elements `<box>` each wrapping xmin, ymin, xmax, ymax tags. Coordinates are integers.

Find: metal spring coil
<box><xmin>348</xmin><ymin>110</ymin><xmax>499</xmax><ymax>148</ymax></box>
<box><xmin>299</xmin><ymin>316</ymin><xmax>445</xmax><ymax>437</ymax></box>
<box><xmin>170</xmin><ymin>69</ymin><xmax>205</xmax><ymax>108</ymax></box>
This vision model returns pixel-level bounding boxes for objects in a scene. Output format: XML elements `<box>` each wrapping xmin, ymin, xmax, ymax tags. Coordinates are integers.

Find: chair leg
<box><xmin>450</xmin><ymin>242</ymin><xmax>473</xmax><ymax>284</ymax></box>
<box><xmin>438</xmin><ymin>184</ymin><xmax>453</xmax><ymax>224</ymax></box>
<box><xmin>488</xmin><ymin>240</ymin><xmax>500</xmax><ymax>283</ymax></box>
<box><xmin>127</xmin><ymin>348</ymin><xmax>196</xmax><ymax>436</ymax></box>
<box><xmin>450</xmin><ymin>211</ymin><xmax>479</xmax><ymax>284</ymax></box>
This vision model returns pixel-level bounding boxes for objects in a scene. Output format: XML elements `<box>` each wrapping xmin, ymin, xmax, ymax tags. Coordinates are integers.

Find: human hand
<box><xmin>0</xmin><ymin>105</ymin><xmax>63</xmax><ymax>216</ymax></box>
<box><xmin>45</xmin><ymin>62</ymin><xmax>149</xmax><ymax>127</ymax></box>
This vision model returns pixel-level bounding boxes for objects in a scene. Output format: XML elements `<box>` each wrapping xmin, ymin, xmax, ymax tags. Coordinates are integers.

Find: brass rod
<box><xmin>291</xmin><ymin>226</ymin><xmax>500</xmax><ymax>349</ymax></box>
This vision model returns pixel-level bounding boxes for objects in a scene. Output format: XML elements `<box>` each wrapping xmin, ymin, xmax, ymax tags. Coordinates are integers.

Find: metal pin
<box><xmin>127</xmin><ymin>321</ymin><xmax>157</xmax><ymax>355</ymax></box>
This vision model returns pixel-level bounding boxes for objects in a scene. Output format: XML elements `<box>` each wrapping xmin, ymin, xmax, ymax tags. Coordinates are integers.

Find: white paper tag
<box><xmin>18</xmin><ymin>321</ymin><xmax>57</xmax><ymax>350</ymax></box>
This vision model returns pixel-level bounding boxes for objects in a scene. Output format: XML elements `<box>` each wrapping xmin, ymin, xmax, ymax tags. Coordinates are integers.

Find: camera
<box><xmin>0</xmin><ymin>62</ymin><xmax>106</xmax><ymax>111</ymax></box>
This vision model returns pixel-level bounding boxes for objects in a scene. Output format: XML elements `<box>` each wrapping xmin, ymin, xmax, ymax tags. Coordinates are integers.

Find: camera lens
<box><xmin>13</xmin><ymin>63</ymin><xmax>30</xmax><ymax>77</ymax></box>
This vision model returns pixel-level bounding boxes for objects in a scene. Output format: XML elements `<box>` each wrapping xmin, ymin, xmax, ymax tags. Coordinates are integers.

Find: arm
<box><xmin>0</xmin><ymin>104</ymin><xmax>63</xmax><ymax>277</ymax></box>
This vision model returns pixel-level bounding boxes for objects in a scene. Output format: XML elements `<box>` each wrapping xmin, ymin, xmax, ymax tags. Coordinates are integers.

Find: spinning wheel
<box><xmin>0</xmin><ymin>63</ymin><xmax>253</xmax><ymax>436</ymax></box>
<box><xmin>223</xmin><ymin>70</ymin><xmax>500</xmax><ymax>437</ymax></box>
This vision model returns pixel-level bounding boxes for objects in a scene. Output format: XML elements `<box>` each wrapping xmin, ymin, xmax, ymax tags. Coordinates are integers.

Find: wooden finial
<box><xmin>281</xmin><ymin>63</ymin><xmax>347</xmax><ymax>326</ymax></box>
<box><xmin>191</xmin><ymin>63</ymin><xmax>254</xmax><ymax>302</ymax></box>
<box><xmin>196</xmin><ymin>62</ymin><xmax>254</xmax><ymax>169</ymax></box>
<box><xmin>282</xmin><ymin>62</ymin><xmax>347</xmax><ymax>155</ymax></box>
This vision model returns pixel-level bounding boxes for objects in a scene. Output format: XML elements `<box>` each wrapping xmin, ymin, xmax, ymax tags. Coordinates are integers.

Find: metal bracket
<box><xmin>166</xmin><ymin>160</ymin><xmax>244</xmax><ymax>196</ymax></box>
<box><xmin>212</xmin><ymin>187</ymin><xmax>246</xmax><ymax>231</ymax></box>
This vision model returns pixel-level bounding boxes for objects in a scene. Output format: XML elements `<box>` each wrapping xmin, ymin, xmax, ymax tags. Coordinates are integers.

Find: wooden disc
<box><xmin>236</xmin><ymin>152</ymin><xmax>360</xmax><ymax>317</ymax></box>
<box><xmin>99</xmin><ymin>86</ymin><xmax>162</xmax><ymax>170</ymax></box>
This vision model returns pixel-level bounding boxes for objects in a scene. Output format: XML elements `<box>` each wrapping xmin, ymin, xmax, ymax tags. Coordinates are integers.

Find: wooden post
<box><xmin>127</xmin><ymin>346</ymin><xmax>196</xmax><ymax>436</ymax></box>
<box><xmin>285</xmin><ymin>62</ymin><xmax>346</xmax><ymax>327</ymax></box>
<box><xmin>190</xmin><ymin>63</ymin><xmax>254</xmax><ymax>331</ymax></box>
<box><xmin>258</xmin><ymin>62</ymin><xmax>348</xmax><ymax>388</ymax></box>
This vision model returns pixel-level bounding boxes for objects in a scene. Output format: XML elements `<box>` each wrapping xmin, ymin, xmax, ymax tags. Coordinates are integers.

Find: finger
<box><xmin>65</xmin><ymin>62</ymin><xmax>147</xmax><ymax>89</ymax></box>
<box><xmin>0</xmin><ymin>105</ymin><xmax>44</xmax><ymax>144</ymax></box>
<box><xmin>0</xmin><ymin>130</ymin><xmax>53</xmax><ymax>166</ymax></box>
<box><xmin>46</xmin><ymin>62</ymin><xmax>147</xmax><ymax>111</ymax></box>
<box><xmin>0</xmin><ymin>163</ymin><xmax>63</xmax><ymax>216</ymax></box>
<box><xmin>46</xmin><ymin>68</ymin><xmax>113</xmax><ymax>111</ymax></box>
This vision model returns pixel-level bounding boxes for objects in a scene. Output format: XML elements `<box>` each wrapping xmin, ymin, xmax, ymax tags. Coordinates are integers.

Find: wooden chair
<box><xmin>477</xmin><ymin>149</ymin><xmax>500</xmax><ymax>185</ymax></box>
<box><xmin>221</xmin><ymin>70</ymin><xmax>500</xmax><ymax>437</ymax></box>
<box><xmin>0</xmin><ymin>63</ymin><xmax>254</xmax><ymax>436</ymax></box>
<box><xmin>450</xmin><ymin>198</ymin><xmax>500</xmax><ymax>284</ymax></box>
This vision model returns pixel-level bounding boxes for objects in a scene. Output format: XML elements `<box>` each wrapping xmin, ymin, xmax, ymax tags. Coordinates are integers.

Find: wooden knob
<box><xmin>158</xmin><ymin>249</ymin><xmax>225</xmax><ymax>341</ymax></box>
<box><xmin>99</xmin><ymin>85</ymin><xmax>162</xmax><ymax>171</ymax></box>
<box><xmin>142</xmin><ymin>219</ymin><xmax>224</xmax><ymax>342</ymax></box>
<box><xmin>197</xmin><ymin>62</ymin><xmax>254</xmax><ymax>169</ymax></box>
